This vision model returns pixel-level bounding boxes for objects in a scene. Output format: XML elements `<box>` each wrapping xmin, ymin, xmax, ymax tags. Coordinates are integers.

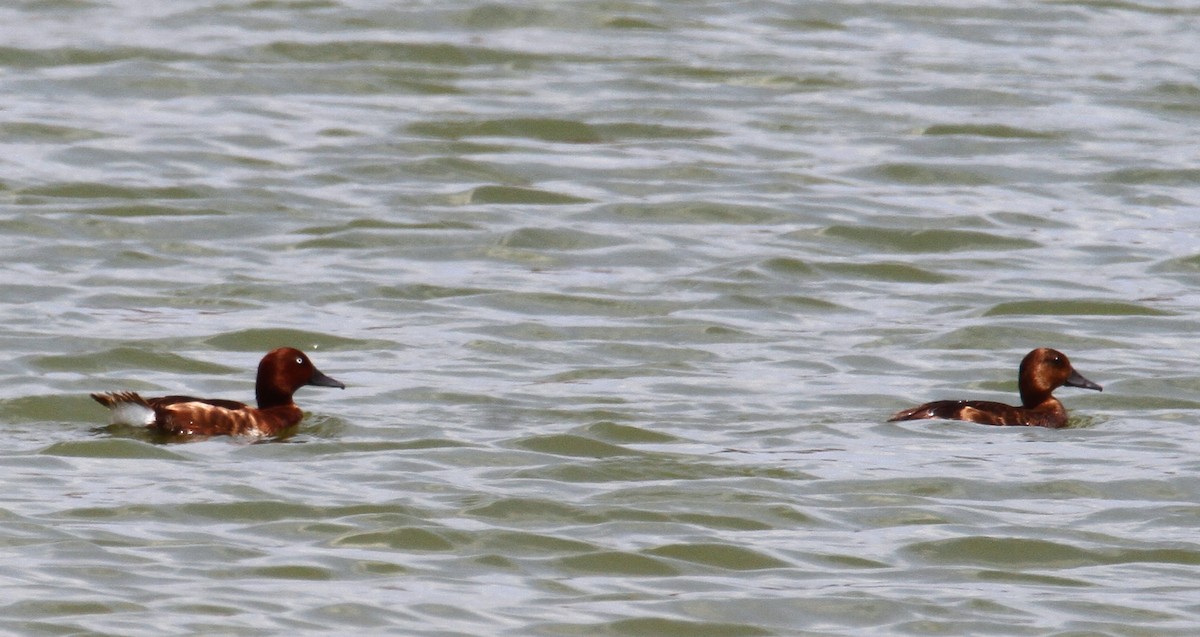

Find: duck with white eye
<box><xmin>91</xmin><ymin>347</ymin><xmax>344</xmax><ymax>437</ymax></box>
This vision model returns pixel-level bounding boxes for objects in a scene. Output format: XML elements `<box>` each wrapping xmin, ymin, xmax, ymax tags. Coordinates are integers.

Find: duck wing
<box><xmin>888</xmin><ymin>400</ymin><xmax>1042</xmax><ymax>426</ymax></box>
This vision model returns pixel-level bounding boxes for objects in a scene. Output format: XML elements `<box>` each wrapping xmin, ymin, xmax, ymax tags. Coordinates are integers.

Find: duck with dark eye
<box><xmin>888</xmin><ymin>348</ymin><xmax>1101</xmax><ymax>428</ymax></box>
<box><xmin>91</xmin><ymin>347</ymin><xmax>344</xmax><ymax>437</ymax></box>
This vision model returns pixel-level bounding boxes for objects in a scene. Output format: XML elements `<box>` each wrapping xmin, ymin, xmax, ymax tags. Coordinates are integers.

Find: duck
<box><xmin>91</xmin><ymin>347</ymin><xmax>344</xmax><ymax>437</ymax></box>
<box><xmin>888</xmin><ymin>347</ymin><xmax>1101</xmax><ymax>428</ymax></box>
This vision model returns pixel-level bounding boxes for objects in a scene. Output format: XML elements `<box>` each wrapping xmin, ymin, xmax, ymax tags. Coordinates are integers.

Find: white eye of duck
<box><xmin>295</xmin><ymin>357</ymin><xmax>304</xmax><ymax>365</ymax></box>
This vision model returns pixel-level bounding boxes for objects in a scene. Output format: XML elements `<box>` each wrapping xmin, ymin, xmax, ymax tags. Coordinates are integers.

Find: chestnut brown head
<box><xmin>255</xmin><ymin>347</ymin><xmax>345</xmax><ymax>408</ymax></box>
<box><xmin>1017</xmin><ymin>348</ymin><xmax>1101</xmax><ymax>407</ymax></box>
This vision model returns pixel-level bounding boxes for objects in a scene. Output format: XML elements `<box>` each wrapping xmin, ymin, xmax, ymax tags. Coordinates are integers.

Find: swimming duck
<box><xmin>888</xmin><ymin>348</ymin><xmax>1101</xmax><ymax>428</ymax></box>
<box><xmin>91</xmin><ymin>347</ymin><xmax>344</xmax><ymax>436</ymax></box>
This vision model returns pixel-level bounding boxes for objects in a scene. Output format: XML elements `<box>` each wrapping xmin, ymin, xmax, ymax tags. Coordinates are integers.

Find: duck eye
<box><xmin>295</xmin><ymin>357</ymin><xmax>304</xmax><ymax>365</ymax></box>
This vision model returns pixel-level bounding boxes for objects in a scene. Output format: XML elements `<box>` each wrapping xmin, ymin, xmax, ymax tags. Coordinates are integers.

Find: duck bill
<box><xmin>309</xmin><ymin>368</ymin><xmax>346</xmax><ymax>389</ymax></box>
<box><xmin>1065</xmin><ymin>369</ymin><xmax>1102</xmax><ymax>392</ymax></box>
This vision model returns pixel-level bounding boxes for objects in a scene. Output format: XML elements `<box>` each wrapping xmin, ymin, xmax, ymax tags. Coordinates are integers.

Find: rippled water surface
<box><xmin>3</xmin><ymin>1</ymin><xmax>1200</xmax><ymax>635</ymax></box>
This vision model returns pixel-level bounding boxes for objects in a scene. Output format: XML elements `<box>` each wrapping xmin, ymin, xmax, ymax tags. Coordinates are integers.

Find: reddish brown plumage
<box><xmin>91</xmin><ymin>347</ymin><xmax>344</xmax><ymax>437</ymax></box>
<box><xmin>888</xmin><ymin>348</ymin><xmax>1102</xmax><ymax>428</ymax></box>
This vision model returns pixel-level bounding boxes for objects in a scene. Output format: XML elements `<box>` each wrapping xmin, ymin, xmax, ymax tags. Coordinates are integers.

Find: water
<box><xmin>2</xmin><ymin>1</ymin><xmax>1199</xmax><ymax>635</ymax></box>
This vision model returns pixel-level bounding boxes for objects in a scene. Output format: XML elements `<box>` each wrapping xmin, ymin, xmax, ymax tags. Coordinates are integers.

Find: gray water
<box><xmin>2</xmin><ymin>1</ymin><xmax>1200</xmax><ymax>635</ymax></box>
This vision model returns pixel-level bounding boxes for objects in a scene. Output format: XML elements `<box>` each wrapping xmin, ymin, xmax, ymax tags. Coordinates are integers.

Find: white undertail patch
<box><xmin>104</xmin><ymin>397</ymin><xmax>157</xmax><ymax>426</ymax></box>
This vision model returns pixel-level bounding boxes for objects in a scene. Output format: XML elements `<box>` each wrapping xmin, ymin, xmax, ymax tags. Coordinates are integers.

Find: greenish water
<box><xmin>3</xmin><ymin>1</ymin><xmax>1200</xmax><ymax>635</ymax></box>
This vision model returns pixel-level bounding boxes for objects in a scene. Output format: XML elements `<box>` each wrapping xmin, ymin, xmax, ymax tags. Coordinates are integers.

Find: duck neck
<box><xmin>256</xmin><ymin>389</ymin><xmax>293</xmax><ymax>409</ymax></box>
<box><xmin>255</xmin><ymin>371</ymin><xmax>293</xmax><ymax>409</ymax></box>
<box><xmin>1020</xmin><ymin>386</ymin><xmax>1058</xmax><ymax>408</ymax></box>
<box><xmin>1019</xmin><ymin>387</ymin><xmax>1045</xmax><ymax>408</ymax></box>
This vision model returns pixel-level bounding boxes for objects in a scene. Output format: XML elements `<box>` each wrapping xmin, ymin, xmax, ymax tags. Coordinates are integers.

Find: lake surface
<box><xmin>2</xmin><ymin>1</ymin><xmax>1200</xmax><ymax>635</ymax></box>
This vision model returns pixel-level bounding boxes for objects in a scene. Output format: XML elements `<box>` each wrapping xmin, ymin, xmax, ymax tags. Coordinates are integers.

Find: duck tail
<box><xmin>90</xmin><ymin>391</ymin><xmax>156</xmax><ymax>426</ymax></box>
